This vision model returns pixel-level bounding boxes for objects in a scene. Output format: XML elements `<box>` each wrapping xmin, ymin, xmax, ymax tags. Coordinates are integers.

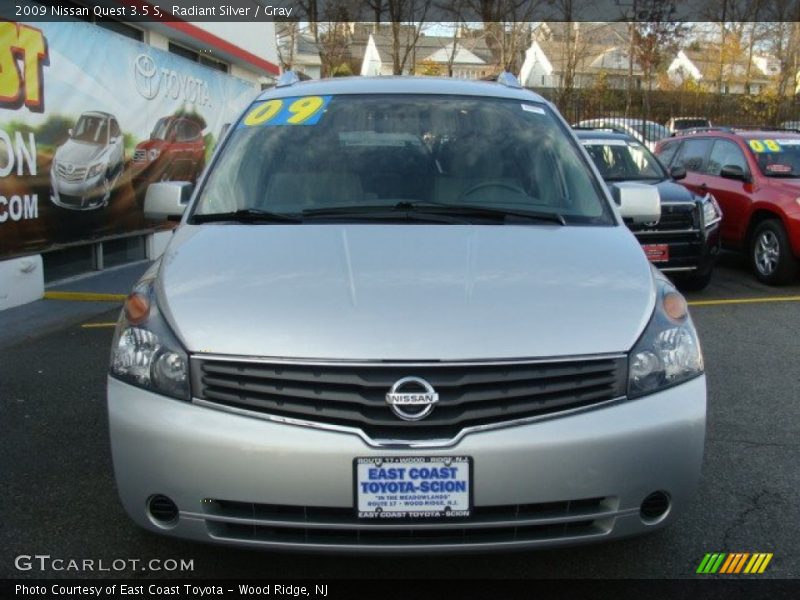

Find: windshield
<box><xmin>749</xmin><ymin>138</ymin><xmax>800</xmax><ymax>177</ymax></box>
<box><xmin>71</xmin><ymin>115</ymin><xmax>108</xmax><ymax>145</ymax></box>
<box><xmin>151</xmin><ymin>118</ymin><xmax>171</xmax><ymax>141</ymax></box>
<box><xmin>193</xmin><ymin>94</ymin><xmax>612</xmax><ymax>225</ymax></box>
<box><xmin>581</xmin><ymin>138</ymin><xmax>667</xmax><ymax>181</ymax></box>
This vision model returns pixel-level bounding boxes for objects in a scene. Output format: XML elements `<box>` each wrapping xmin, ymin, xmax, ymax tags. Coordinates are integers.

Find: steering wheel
<box><xmin>458</xmin><ymin>180</ymin><xmax>528</xmax><ymax>201</ymax></box>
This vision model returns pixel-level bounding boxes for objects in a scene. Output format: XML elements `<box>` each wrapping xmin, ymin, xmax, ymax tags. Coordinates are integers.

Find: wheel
<box><xmin>750</xmin><ymin>219</ymin><xmax>799</xmax><ymax>285</ymax></box>
<box><xmin>673</xmin><ymin>268</ymin><xmax>713</xmax><ymax>292</ymax></box>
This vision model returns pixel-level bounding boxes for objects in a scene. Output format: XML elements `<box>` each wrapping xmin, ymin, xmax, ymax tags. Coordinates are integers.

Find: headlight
<box><xmin>702</xmin><ymin>194</ymin><xmax>721</xmax><ymax>227</ymax></box>
<box><xmin>148</xmin><ymin>149</ymin><xmax>161</xmax><ymax>161</ymax></box>
<box><xmin>110</xmin><ymin>264</ymin><xmax>189</xmax><ymax>400</ymax></box>
<box><xmin>87</xmin><ymin>162</ymin><xmax>106</xmax><ymax>178</ymax></box>
<box><xmin>628</xmin><ymin>271</ymin><xmax>704</xmax><ymax>398</ymax></box>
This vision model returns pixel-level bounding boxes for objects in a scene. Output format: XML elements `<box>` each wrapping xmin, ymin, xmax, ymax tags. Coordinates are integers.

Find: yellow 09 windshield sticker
<box><xmin>240</xmin><ymin>95</ymin><xmax>332</xmax><ymax>128</ymax></box>
<box><xmin>749</xmin><ymin>139</ymin><xmax>782</xmax><ymax>153</ymax></box>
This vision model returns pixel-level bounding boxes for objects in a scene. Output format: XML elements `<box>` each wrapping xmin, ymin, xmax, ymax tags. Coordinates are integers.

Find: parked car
<box><xmin>655</xmin><ymin>128</ymin><xmax>800</xmax><ymax>284</ymax></box>
<box><xmin>574</xmin><ymin>118</ymin><xmax>669</xmax><ymax>151</ymax></box>
<box><xmin>576</xmin><ymin>129</ymin><xmax>722</xmax><ymax>290</ymax></box>
<box><xmin>131</xmin><ymin>115</ymin><xmax>206</xmax><ymax>198</ymax></box>
<box><xmin>108</xmin><ymin>73</ymin><xmax>706</xmax><ymax>552</ymax></box>
<box><xmin>665</xmin><ymin>117</ymin><xmax>712</xmax><ymax>135</ymax></box>
<box><xmin>50</xmin><ymin>111</ymin><xmax>125</xmax><ymax>210</ymax></box>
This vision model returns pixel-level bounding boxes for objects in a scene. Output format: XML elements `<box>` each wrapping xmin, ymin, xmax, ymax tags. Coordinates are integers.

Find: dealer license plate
<box><xmin>355</xmin><ymin>456</ymin><xmax>471</xmax><ymax>519</ymax></box>
<box><xmin>642</xmin><ymin>243</ymin><xmax>669</xmax><ymax>263</ymax></box>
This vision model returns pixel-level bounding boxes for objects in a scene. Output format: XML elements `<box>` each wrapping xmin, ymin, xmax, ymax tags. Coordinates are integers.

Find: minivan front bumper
<box><xmin>108</xmin><ymin>375</ymin><xmax>706</xmax><ymax>552</ymax></box>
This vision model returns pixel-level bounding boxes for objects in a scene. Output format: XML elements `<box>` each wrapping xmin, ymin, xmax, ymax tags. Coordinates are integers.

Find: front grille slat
<box><xmin>202</xmin><ymin>369</ymin><xmax>619</xmax><ymax>408</ymax></box>
<box><xmin>202</xmin><ymin>381</ymin><xmax>617</xmax><ymax>428</ymax></box>
<box><xmin>193</xmin><ymin>356</ymin><xmax>626</xmax><ymax>440</ymax></box>
<box><xmin>201</xmin><ymin>498</ymin><xmax>615</xmax><ymax>547</ymax></box>
<box><xmin>200</xmin><ymin>360</ymin><xmax>617</xmax><ymax>387</ymax></box>
<box><xmin>630</xmin><ymin>205</ymin><xmax>698</xmax><ymax>232</ymax></box>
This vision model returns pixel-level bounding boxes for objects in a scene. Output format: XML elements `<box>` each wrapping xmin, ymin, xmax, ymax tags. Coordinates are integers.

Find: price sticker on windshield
<box><xmin>240</xmin><ymin>95</ymin><xmax>332</xmax><ymax>128</ymax></box>
<box><xmin>749</xmin><ymin>139</ymin><xmax>781</xmax><ymax>153</ymax></box>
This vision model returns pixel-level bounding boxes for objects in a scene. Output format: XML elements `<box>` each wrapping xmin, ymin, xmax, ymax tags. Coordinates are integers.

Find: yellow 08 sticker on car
<box><xmin>240</xmin><ymin>95</ymin><xmax>332</xmax><ymax>128</ymax></box>
<box><xmin>749</xmin><ymin>139</ymin><xmax>782</xmax><ymax>153</ymax></box>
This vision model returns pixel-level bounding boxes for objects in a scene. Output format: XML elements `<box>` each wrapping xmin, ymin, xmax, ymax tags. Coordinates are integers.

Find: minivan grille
<box><xmin>191</xmin><ymin>356</ymin><xmax>627</xmax><ymax>440</ymax></box>
<box><xmin>201</xmin><ymin>497</ymin><xmax>615</xmax><ymax>547</ymax></box>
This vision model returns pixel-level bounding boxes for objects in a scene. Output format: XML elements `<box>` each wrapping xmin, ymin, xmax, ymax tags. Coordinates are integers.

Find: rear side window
<box><xmin>673</xmin><ymin>139</ymin><xmax>712</xmax><ymax>173</ymax></box>
<box><xmin>656</xmin><ymin>140</ymin><xmax>681</xmax><ymax>167</ymax></box>
<box><xmin>706</xmin><ymin>140</ymin><xmax>748</xmax><ymax>176</ymax></box>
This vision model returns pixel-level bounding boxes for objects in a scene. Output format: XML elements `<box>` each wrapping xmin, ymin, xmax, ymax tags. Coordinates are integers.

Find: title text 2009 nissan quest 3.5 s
<box><xmin>108</xmin><ymin>73</ymin><xmax>706</xmax><ymax>552</ymax></box>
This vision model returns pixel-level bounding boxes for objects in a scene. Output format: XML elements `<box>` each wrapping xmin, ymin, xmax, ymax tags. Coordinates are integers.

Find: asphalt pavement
<box><xmin>1</xmin><ymin>252</ymin><xmax>799</xmax><ymax>579</ymax></box>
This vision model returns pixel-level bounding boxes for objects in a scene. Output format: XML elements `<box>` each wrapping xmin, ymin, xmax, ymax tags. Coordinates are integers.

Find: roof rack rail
<box><xmin>496</xmin><ymin>71</ymin><xmax>522</xmax><ymax>89</ymax></box>
<box><xmin>276</xmin><ymin>70</ymin><xmax>301</xmax><ymax>88</ymax></box>
<box><xmin>571</xmin><ymin>126</ymin><xmax>624</xmax><ymax>133</ymax></box>
<box><xmin>672</xmin><ymin>127</ymin><xmax>733</xmax><ymax>136</ymax></box>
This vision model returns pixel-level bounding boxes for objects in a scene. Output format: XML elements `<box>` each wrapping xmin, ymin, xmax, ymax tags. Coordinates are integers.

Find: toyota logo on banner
<box><xmin>134</xmin><ymin>54</ymin><xmax>158</xmax><ymax>100</ymax></box>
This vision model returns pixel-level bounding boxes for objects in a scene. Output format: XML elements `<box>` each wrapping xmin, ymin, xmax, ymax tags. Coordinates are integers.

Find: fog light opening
<box><xmin>147</xmin><ymin>494</ymin><xmax>179</xmax><ymax>528</ymax></box>
<box><xmin>640</xmin><ymin>491</ymin><xmax>671</xmax><ymax>524</ymax></box>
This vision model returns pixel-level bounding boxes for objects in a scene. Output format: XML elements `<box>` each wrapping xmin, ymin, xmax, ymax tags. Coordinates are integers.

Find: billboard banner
<box><xmin>0</xmin><ymin>20</ymin><xmax>258</xmax><ymax>259</ymax></box>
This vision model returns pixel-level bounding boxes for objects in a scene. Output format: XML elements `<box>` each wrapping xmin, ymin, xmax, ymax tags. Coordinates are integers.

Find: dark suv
<box><xmin>655</xmin><ymin>128</ymin><xmax>800</xmax><ymax>285</ymax></box>
<box><xmin>576</xmin><ymin>129</ymin><xmax>722</xmax><ymax>290</ymax></box>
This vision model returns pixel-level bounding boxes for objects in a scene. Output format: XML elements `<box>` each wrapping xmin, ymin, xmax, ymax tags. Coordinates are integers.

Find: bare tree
<box><xmin>464</xmin><ymin>0</ymin><xmax>542</xmax><ymax>72</ymax></box>
<box><xmin>276</xmin><ymin>22</ymin><xmax>300</xmax><ymax>72</ymax></box>
<box><xmin>365</xmin><ymin>0</ymin><xmax>386</xmax><ymax>31</ymax></box>
<box><xmin>546</xmin><ymin>1</ymin><xmax>593</xmax><ymax>107</ymax></box>
<box><xmin>700</xmin><ymin>0</ymin><xmax>754</xmax><ymax>99</ymax></box>
<box><xmin>386</xmin><ymin>0</ymin><xmax>432</xmax><ymax>75</ymax></box>
<box><xmin>761</xmin><ymin>1</ymin><xmax>800</xmax><ymax>98</ymax></box>
<box><xmin>629</xmin><ymin>2</ymin><xmax>686</xmax><ymax>115</ymax></box>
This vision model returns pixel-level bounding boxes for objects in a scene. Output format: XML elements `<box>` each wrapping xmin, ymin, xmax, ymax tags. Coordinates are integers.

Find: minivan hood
<box><xmin>159</xmin><ymin>224</ymin><xmax>656</xmax><ymax>360</ymax></box>
<box><xmin>55</xmin><ymin>139</ymin><xmax>105</xmax><ymax>166</ymax></box>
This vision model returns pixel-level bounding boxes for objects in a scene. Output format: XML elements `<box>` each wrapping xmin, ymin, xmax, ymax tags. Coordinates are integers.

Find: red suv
<box><xmin>132</xmin><ymin>115</ymin><xmax>206</xmax><ymax>200</ymax></box>
<box><xmin>655</xmin><ymin>128</ymin><xmax>800</xmax><ymax>285</ymax></box>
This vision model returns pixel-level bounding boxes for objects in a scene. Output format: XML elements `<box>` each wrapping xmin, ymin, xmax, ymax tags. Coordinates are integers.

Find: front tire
<box><xmin>750</xmin><ymin>219</ymin><xmax>799</xmax><ymax>285</ymax></box>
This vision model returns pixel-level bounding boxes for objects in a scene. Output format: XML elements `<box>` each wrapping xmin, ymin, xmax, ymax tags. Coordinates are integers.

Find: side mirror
<box><xmin>609</xmin><ymin>182</ymin><xmax>661</xmax><ymax>224</ymax></box>
<box><xmin>669</xmin><ymin>165</ymin><xmax>687</xmax><ymax>180</ymax></box>
<box><xmin>720</xmin><ymin>164</ymin><xmax>749</xmax><ymax>182</ymax></box>
<box><xmin>144</xmin><ymin>182</ymin><xmax>193</xmax><ymax>221</ymax></box>
<box><xmin>67</xmin><ymin>128</ymin><xmax>73</xmax><ymax>137</ymax></box>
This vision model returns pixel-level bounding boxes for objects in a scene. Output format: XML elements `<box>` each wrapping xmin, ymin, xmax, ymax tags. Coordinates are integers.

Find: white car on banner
<box><xmin>50</xmin><ymin>111</ymin><xmax>125</xmax><ymax>210</ymax></box>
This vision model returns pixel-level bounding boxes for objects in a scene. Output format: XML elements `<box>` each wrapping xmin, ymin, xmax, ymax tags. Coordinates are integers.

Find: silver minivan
<box><xmin>108</xmin><ymin>74</ymin><xmax>706</xmax><ymax>552</ymax></box>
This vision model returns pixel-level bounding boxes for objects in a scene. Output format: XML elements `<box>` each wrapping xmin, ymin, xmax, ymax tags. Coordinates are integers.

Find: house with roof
<box><xmin>519</xmin><ymin>22</ymin><xmax>645</xmax><ymax>90</ymax></box>
<box><xmin>667</xmin><ymin>49</ymin><xmax>776</xmax><ymax>95</ymax></box>
<box><xmin>356</xmin><ymin>29</ymin><xmax>496</xmax><ymax>79</ymax></box>
<box><xmin>276</xmin><ymin>25</ymin><xmax>323</xmax><ymax>79</ymax></box>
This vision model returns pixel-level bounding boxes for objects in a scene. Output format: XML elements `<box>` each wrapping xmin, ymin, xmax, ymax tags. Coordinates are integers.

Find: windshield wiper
<box><xmin>393</xmin><ymin>201</ymin><xmax>566</xmax><ymax>225</ymax></box>
<box><xmin>191</xmin><ymin>208</ymin><xmax>302</xmax><ymax>224</ymax></box>
<box><xmin>301</xmin><ymin>205</ymin><xmax>471</xmax><ymax>224</ymax></box>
